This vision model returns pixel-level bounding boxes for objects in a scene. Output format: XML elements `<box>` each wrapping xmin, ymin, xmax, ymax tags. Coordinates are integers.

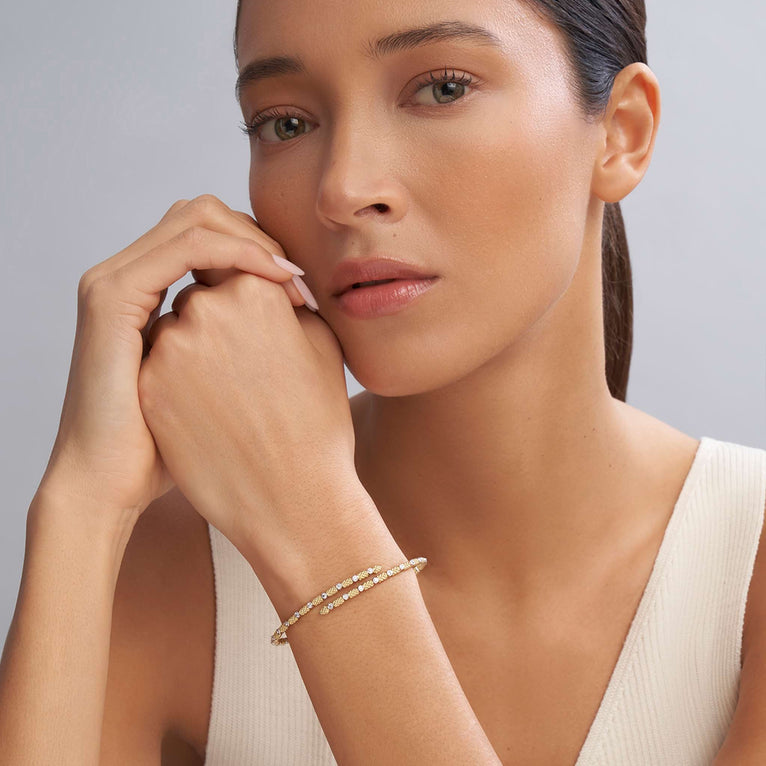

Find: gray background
<box><xmin>1</xmin><ymin>1</ymin><xmax>764</xmax><ymax>642</ymax></box>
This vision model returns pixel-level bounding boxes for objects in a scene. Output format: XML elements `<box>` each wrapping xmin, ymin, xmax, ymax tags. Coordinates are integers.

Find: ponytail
<box><xmin>602</xmin><ymin>201</ymin><xmax>633</xmax><ymax>401</ymax></box>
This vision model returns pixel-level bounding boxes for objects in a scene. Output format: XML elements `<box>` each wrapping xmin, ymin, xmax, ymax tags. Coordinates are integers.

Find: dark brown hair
<box><xmin>233</xmin><ymin>0</ymin><xmax>647</xmax><ymax>401</ymax></box>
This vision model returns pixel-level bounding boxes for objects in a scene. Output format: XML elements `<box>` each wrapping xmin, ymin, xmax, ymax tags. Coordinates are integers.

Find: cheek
<box><xmin>242</xmin><ymin>94</ymin><xmax>594</xmax><ymax>396</ymax></box>
<box><xmin>408</xmin><ymin>96</ymin><xmax>591</xmax><ymax>323</ymax></box>
<box><xmin>248</xmin><ymin>159</ymin><xmax>292</xmax><ymax>228</ymax></box>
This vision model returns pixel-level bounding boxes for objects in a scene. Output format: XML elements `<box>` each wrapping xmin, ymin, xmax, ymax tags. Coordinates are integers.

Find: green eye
<box><xmin>410</xmin><ymin>68</ymin><xmax>475</xmax><ymax>105</ymax></box>
<box><xmin>239</xmin><ymin>109</ymin><xmax>313</xmax><ymax>142</ymax></box>
<box><xmin>239</xmin><ymin>67</ymin><xmax>476</xmax><ymax>143</ymax></box>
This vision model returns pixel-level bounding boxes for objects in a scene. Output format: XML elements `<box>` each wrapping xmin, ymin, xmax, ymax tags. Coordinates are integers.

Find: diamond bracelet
<box><xmin>271</xmin><ymin>557</ymin><xmax>428</xmax><ymax>646</ymax></box>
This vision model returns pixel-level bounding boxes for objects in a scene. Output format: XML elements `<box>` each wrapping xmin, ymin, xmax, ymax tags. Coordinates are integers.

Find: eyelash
<box><xmin>238</xmin><ymin>68</ymin><xmax>476</xmax><ymax>141</ymax></box>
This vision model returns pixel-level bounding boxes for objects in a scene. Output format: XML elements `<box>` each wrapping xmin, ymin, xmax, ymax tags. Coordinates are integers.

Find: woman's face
<box><xmin>236</xmin><ymin>0</ymin><xmax>603</xmax><ymax>396</ymax></box>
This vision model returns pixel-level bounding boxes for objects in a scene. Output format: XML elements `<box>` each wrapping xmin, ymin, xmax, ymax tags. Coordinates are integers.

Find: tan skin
<box><xmin>230</xmin><ymin>0</ymin><xmax>695</xmax><ymax>758</ymax></box>
<box><xmin>98</xmin><ymin>0</ymin><xmax>764</xmax><ymax>763</ymax></box>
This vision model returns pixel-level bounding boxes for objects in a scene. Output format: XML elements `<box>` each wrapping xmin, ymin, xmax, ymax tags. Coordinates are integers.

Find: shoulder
<box><xmin>602</xmin><ymin>407</ymin><xmax>766</xmax><ymax>760</ymax></box>
<box><xmin>712</xmin><ymin>441</ymin><xmax>766</xmax><ymax>762</ymax></box>
<box><xmin>739</xmin><ymin>441</ymin><xmax>766</xmax><ymax>665</ymax></box>
<box><xmin>743</xmin><ymin>481</ymin><xmax>766</xmax><ymax>662</ymax></box>
<box><xmin>114</xmin><ymin>486</ymin><xmax>214</xmax><ymax>760</ymax></box>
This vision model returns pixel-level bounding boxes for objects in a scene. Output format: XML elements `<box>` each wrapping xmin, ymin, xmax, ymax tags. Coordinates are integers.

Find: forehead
<box><xmin>236</xmin><ymin>0</ymin><xmax>562</xmax><ymax>73</ymax></box>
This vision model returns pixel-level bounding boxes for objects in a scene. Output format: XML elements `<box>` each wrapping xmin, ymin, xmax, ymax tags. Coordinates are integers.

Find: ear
<box><xmin>592</xmin><ymin>62</ymin><xmax>662</xmax><ymax>204</ymax></box>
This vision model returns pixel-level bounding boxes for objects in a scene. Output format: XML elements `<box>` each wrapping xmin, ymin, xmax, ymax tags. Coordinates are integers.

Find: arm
<box><xmin>249</xmin><ymin>483</ymin><xmax>503</xmax><ymax>766</ymax></box>
<box><xmin>0</xmin><ymin>487</ymin><xmax>141</xmax><ymax>765</ymax></box>
<box><xmin>0</xmin><ymin>194</ymin><xmax>314</xmax><ymax>765</ymax></box>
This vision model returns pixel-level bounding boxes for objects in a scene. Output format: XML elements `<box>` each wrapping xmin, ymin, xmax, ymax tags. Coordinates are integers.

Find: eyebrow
<box><xmin>235</xmin><ymin>20</ymin><xmax>503</xmax><ymax>102</ymax></box>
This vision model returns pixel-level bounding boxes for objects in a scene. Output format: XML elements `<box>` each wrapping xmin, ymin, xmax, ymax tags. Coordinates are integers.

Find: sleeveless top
<box><xmin>203</xmin><ymin>436</ymin><xmax>766</xmax><ymax>765</ymax></box>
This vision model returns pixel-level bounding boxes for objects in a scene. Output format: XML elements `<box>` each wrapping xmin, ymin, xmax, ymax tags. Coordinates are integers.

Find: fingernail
<box><xmin>291</xmin><ymin>275</ymin><xmax>319</xmax><ymax>312</ymax></box>
<box><xmin>271</xmin><ymin>252</ymin><xmax>305</xmax><ymax>276</ymax></box>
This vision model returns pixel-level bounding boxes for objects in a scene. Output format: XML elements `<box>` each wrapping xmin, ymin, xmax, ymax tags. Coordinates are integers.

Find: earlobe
<box><xmin>592</xmin><ymin>62</ymin><xmax>662</xmax><ymax>204</ymax></box>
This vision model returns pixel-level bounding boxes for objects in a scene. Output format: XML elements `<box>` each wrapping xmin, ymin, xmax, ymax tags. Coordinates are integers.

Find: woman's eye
<box><xmin>239</xmin><ymin>109</ymin><xmax>313</xmax><ymax>143</ymax></box>
<box><xmin>410</xmin><ymin>69</ymin><xmax>475</xmax><ymax>106</ymax></box>
<box><xmin>239</xmin><ymin>68</ymin><xmax>475</xmax><ymax>143</ymax></box>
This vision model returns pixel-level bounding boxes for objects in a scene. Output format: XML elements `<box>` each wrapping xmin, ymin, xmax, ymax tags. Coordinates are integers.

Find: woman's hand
<box><xmin>37</xmin><ymin>194</ymin><xmax>316</xmax><ymax>523</ymax></box>
<box><xmin>136</xmin><ymin>217</ymin><xmax>366</xmax><ymax>578</ymax></box>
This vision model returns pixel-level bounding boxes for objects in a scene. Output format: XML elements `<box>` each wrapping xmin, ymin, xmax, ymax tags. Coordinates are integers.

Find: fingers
<box><xmin>144</xmin><ymin>277</ymin><xmax>199</xmax><ymax>353</ymax></box>
<box><xmin>103</xmin><ymin>225</ymin><xmax>303</xmax><ymax>329</ymax></box>
<box><xmin>228</xmin><ymin>208</ymin><xmax>263</xmax><ymax>231</ymax></box>
<box><xmin>170</xmin><ymin>282</ymin><xmax>205</xmax><ymax>315</ymax></box>
<box><xmin>184</xmin><ymin>261</ymin><xmax>305</xmax><ymax>308</ymax></box>
<box><xmin>145</xmin><ymin>270</ymin><xmax>283</xmax><ymax>354</ymax></box>
<box><xmin>144</xmin><ymin>308</ymin><xmax>178</xmax><ymax>352</ymax></box>
<box><xmin>143</xmin><ymin>268</ymin><xmax>307</xmax><ymax>354</ymax></box>
<box><xmin>140</xmin><ymin>287</ymin><xmax>169</xmax><ymax>357</ymax></box>
<box><xmin>81</xmin><ymin>193</ymin><xmax>316</xmax><ymax>340</ymax></box>
<box><xmin>93</xmin><ymin>194</ymin><xmax>302</xmax><ymax>280</ymax></box>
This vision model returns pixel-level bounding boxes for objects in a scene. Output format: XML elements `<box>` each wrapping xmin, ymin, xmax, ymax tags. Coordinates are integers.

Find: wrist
<box><xmin>247</xmin><ymin>485</ymin><xmax>407</xmax><ymax>622</ymax></box>
<box><xmin>28</xmin><ymin>484</ymin><xmax>140</xmax><ymax>559</ymax></box>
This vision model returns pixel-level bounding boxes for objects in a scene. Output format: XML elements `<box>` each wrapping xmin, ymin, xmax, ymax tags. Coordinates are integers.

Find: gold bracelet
<box><xmin>271</xmin><ymin>557</ymin><xmax>428</xmax><ymax>646</ymax></box>
<box><xmin>318</xmin><ymin>557</ymin><xmax>428</xmax><ymax>615</ymax></box>
<box><xmin>271</xmin><ymin>564</ymin><xmax>384</xmax><ymax>646</ymax></box>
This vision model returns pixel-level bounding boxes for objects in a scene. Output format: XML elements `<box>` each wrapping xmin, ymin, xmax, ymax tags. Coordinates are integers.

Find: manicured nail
<box><xmin>271</xmin><ymin>252</ymin><xmax>305</xmax><ymax>276</ymax></box>
<box><xmin>291</xmin><ymin>275</ymin><xmax>319</xmax><ymax>312</ymax></box>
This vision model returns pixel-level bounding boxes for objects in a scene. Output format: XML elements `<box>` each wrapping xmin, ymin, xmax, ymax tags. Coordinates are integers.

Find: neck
<box><xmin>350</xmin><ymin>240</ymin><xmax>692</xmax><ymax>608</ymax></box>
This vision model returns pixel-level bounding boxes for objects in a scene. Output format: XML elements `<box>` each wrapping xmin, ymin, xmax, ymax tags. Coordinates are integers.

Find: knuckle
<box><xmin>177</xmin><ymin>225</ymin><xmax>208</xmax><ymax>248</ymax></box>
<box><xmin>78</xmin><ymin>263</ymin><xmax>110</xmax><ymax>291</ymax></box>
<box><xmin>78</xmin><ymin>271</ymin><xmax>110</xmax><ymax>307</ymax></box>
<box><xmin>231</xmin><ymin>270</ymin><xmax>258</xmax><ymax>295</ymax></box>
<box><xmin>187</xmin><ymin>194</ymin><xmax>223</xmax><ymax>219</ymax></box>
<box><xmin>193</xmin><ymin>193</ymin><xmax>221</xmax><ymax>205</ymax></box>
<box><xmin>228</xmin><ymin>271</ymin><xmax>281</xmax><ymax>308</ymax></box>
<box><xmin>165</xmin><ymin>198</ymin><xmax>191</xmax><ymax>217</ymax></box>
<box><xmin>77</xmin><ymin>270</ymin><xmax>95</xmax><ymax>297</ymax></box>
<box><xmin>183</xmin><ymin>288</ymin><xmax>210</xmax><ymax>317</ymax></box>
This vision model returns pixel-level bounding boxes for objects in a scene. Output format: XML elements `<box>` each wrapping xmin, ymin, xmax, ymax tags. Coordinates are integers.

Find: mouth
<box><xmin>337</xmin><ymin>277</ymin><xmax>438</xmax><ymax>296</ymax></box>
<box><xmin>330</xmin><ymin>256</ymin><xmax>439</xmax><ymax>298</ymax></box>
<box><xmin>333</xmin><ymin>275</ymin><xmax>440</xmax><ymax>319</ymax></box>
<box><xmin>347</xmin><ymin>278</ymin><xmax>398</xmax><ymax>290</ymax></box>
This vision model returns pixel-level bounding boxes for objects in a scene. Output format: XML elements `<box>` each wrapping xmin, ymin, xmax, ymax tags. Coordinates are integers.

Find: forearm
<box><xmin>255</xmin><ymin>487</ymin><xmax>502</xmax><ymax>766</ymax></box>
<box><xmin>0</xmin><ymin>488</ymin><xmax>137</xmax><ymax>765</ymax></box>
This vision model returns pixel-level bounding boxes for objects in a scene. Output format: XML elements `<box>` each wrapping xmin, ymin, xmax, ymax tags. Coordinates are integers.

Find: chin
<box><xmin>341</xmin><ymin>338</ymin><xmax>487</xmax><ymax>399</ymax></box>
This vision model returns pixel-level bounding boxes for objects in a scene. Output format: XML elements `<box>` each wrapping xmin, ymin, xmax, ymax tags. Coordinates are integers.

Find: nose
<box><xmin>314</xmin><ymin>118</ymin><xmax>408</xmax><ymax>229</ymax></box>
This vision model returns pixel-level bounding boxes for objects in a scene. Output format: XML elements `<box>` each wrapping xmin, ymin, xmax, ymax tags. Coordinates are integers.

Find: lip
<box><xmin>334</xmin><ymin>277</ymin><xmax>440</xmax><ymax>319</ymax></box>
<box><xmin>330</xmin><ymin>257</ymin><xmax>439</xmax><ymax>297</ymax></box>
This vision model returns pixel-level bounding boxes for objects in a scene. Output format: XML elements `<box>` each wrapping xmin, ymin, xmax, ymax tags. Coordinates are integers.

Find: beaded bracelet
<box><xmin>271</xmin><ymin>556</ymin><xmax>428</xmax><ymax>646</ymax></box>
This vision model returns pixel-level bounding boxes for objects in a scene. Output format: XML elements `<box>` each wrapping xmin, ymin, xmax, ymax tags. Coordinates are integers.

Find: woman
<box><xmin>1</xmin><ymin>0</ymin><xmax>764</xmax><ymax>763</ymax></box>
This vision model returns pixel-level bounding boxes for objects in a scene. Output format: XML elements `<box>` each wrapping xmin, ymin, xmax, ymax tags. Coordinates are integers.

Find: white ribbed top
<box><xmin>203</xmin><ymin>436</ymin><xmax>766</xmax><ymax>765</ymax></box>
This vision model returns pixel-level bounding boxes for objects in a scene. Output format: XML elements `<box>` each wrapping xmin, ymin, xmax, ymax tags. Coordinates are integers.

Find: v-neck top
<box><xmin>203</xmin><ymin>436</ymin><xmax>766</xmax><ymax>765</ymax></box>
